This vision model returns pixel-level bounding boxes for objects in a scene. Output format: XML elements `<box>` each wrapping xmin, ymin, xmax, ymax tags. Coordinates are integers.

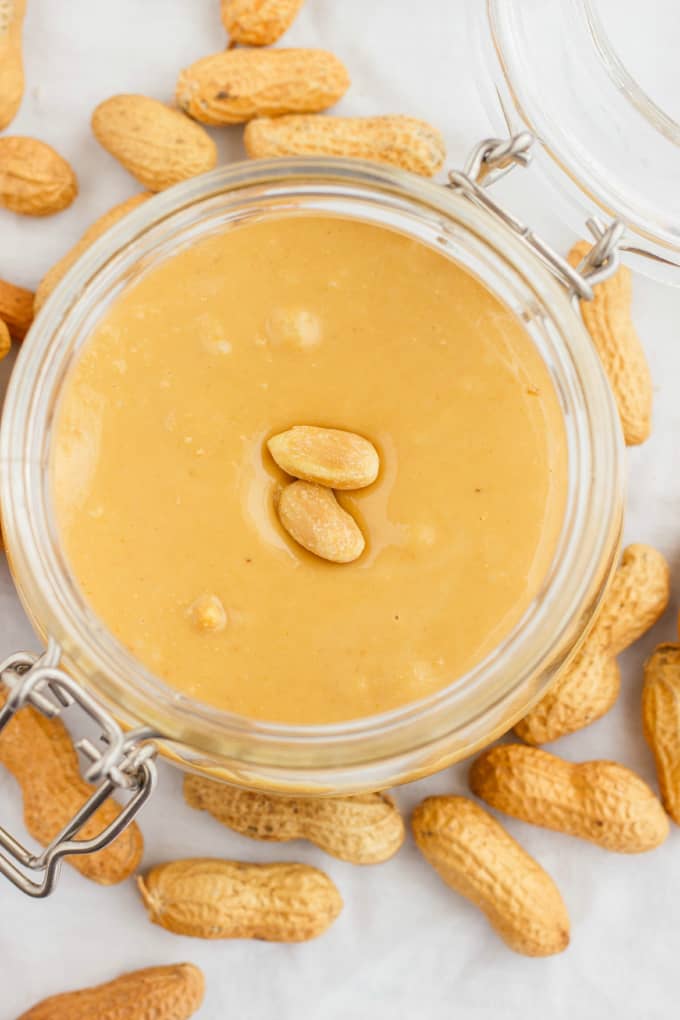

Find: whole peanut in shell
<box><xmin>470</xmin><ymin>744</ymin><xmax>669</xmax><ymax>853</ymax></box>
<box><xmin>516</xmin><ymin>544</ymin><xmax>669</xmax><ymax>744</ymax></box>
<box><xmin>643</xmin><ymin>642</ymin><xmax>680</xmax><ymax>824</ymax></box>
<box><xmin>568</xmin><ymin>240</ymin><xmax>652</xmax><ymax>445</ymax></box>
<box><xmin>92</xmin><ymin>95</ymin><xmax>217</xmax><ymax>191</ymax></box>
<box><xmin>0</xmin><ymin>0</ymin><xmax>26</xmax><ymax>130</ymax></box>
<box><xmin>184</xmin><ymin>776</ymin><xmax>404</xmax><ymax>864</ymax></box>
<box><xmin>245</xmin><ymin>114</ymin><xmax>446</xmax><ymax>177</ymax></box>
<box><xmin>221</xmin><ymin>0</ymin><xmax>305</xmax><ymax>45</ymax></box>
<box><xmin>0</xmin><ymin>687</ymin><xmax>144</xmax><ymax>884</ymax></box>
<box><xmin>412</xmin><ymin>795</ymin><xmax>570</xmax><ymax>957</ymax></box>
<box><xmin>176</xmin><ymin>48</ymin><xmax>350</xmax><ymax>125</ymax></box>
<box><xmin>0</xmin><ymin>136</ymin><xmax>77</xmax><ymax>216</ymax></box>
<box><xmin>138</xmin><ymin>858</ymin><xmax>343</xmax><ymax>941</ymax></box>
<box><xmin>16</xmin><ymin>963</ymin><xmax>205</xmax><ymax>1020</ymax></box>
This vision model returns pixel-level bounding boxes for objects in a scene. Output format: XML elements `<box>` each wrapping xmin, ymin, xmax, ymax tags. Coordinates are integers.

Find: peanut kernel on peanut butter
<box><xmin>267</xmin><ymin>425</ymin><xmax>379</xmax><ymax>490</ymax></box>
<box><xmin>277</xmin><ymin>481</ymin><xmax>365</xmax><ymax>563</ymax></box>
<box><xmin>189</xmin><ymin>594</ymin><xmax>227</xmax><ymax>632</ymax></box>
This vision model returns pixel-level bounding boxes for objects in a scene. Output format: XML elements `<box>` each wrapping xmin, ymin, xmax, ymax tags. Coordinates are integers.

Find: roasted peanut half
<box><xmin>277</xmin><ymin>480</ymin><xmax>365</xmax><ymax>563</ymax></box>
<box><xmin>268</xmin><ymin>425</ymin><xmax>379</xmax><ymax>489</ymax></box>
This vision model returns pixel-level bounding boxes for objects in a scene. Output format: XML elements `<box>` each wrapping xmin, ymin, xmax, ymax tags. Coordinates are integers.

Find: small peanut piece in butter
<box><xmin>189</xmin><ymin>594</ymin><xmax>227</xmax><ymax>632</ymax></box>
<box><xmin>277</xmin><ymin>481</ymin><xmax>365</xmax><ymax>564</ymax></box>
<box><xmin>268</xmin><ymin>425</ymin><xmax>379</xmax><ymax>490</ymax></box>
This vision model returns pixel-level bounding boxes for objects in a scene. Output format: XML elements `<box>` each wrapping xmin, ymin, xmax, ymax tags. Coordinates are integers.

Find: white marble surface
<box><xmin>2</xmin><ymin>2</ymin><xmax>680</xmax><ymax>1017</ymax></box>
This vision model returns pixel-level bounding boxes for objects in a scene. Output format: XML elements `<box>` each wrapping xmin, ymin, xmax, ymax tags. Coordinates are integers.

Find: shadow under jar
<box><xmin>0</xmin><ymin>159</ymin><xmax>623</xmax><ymax>813</ymax></box>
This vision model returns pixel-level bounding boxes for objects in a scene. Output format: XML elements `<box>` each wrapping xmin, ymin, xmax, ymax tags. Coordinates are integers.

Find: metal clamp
<box><xmin>447</xmin><ymin>134</ymin><xmax>625</xmax><ymax>301</ymax></box>
<box><xmin>0</xmin><ymin>643</ymin><xmax>158</xmax><ymax>897</ymax></box>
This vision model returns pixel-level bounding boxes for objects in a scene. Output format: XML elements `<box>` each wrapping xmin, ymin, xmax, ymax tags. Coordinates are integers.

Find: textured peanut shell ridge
<box><xmin>412</xmin><ymin>796</ymin><xmax>569</xmax><ymax>957</ymax></box>
<box><xmin>34</xmin><ymin>192</ymin><xmax>151</xmax><ymax>313</ymax></box>
<box><xmin>245</xmin><ymin>114</ymin><xmax>447</xmax><ymax>177</ymax></box>
<box><xmin>0</xmin><ymin>0</ymin><xmax>26</xmax><ymax>130</ymax></box>
<box><xmin>0</xmin><ymin>276</ymin><xmax>33</xmax><ymax>337</ymax></box>
<box><xmin>0</xmin><ymin>687</ymin><xmax>144</xmax><ymax>883</ymax></box>
<box><xmin>568</xmin><ymin>240</ymin><xmax>652</xmax><ymax>445</ymax></box>
<box><xmin>221</xmin><ymin>0</ymin><xmax>305</xmax><ymax>45</ymax></box>
<box><xmin>0</xmin><ymin>136</ymin><xmax>78</xmax><ymax>215</ymax></box>
<box><xmin>643</xmin><ymin>642</ymin><xmax>680</xmax><ymax>824</ymax></box>
<box><xmin>0</xmin><ymin>318</ymin><xmax>10</xmax><ymax>359</ymax></box>
<box><xmin>516</xmin><ymin>544</ymin><xmax>670</xmax><ymax>744</ymax></box>
<box><xmin>91</xmin><ymin>95</ymin><xmax>217</xmax><ymax>191</ymax></box>
<box><xmin>469</xmin><ymin>744</ymin><xmax>669</xmax><ymax>853</ymax></box>
<box><xmin>267</xmin><ymin>425</ymin><xmax>380</xmax><ymax>490</ymax></box>
<box><xmin>176</xmin><ymin>48</ymin><xmax>350</xmax><ymax>125</ymax></box>
<box><xmin>184</xmin><ymin>776</ymin><xmax>405</xmax><ymax>864</ymax></box>
<box><xmin>138</xmin><ymin>858</ymin><xmax>343</xmax><ymax>941</ymax></box>
<box><xmin>16</xmin><ymin>963</ymin><xmax>205</xmax><ymax>1020</ymax></box>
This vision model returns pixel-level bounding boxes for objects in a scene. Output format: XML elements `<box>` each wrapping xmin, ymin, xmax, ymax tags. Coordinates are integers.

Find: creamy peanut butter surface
<box><xmin>52</xmin><ymin>214</ymin><xmax>568</xmax><ymax>724</ymax></box>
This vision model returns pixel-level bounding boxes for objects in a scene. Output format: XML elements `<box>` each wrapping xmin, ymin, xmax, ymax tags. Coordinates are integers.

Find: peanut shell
<box><xmin>176</xmin><ymin>48</ymin><xmax>350</xmax><ymax>125</ymax></box>
<box><xmin>138</xmin><ymin>858</ymin><xmax>343</xmax><ymax>941</ymax></box>
<box><xmin>569</xmin><ymin>240</ymin><xmax>652</xmax><ymax>445</ymax></box>
<box><xmin>221</xmin><ymin>0</ymin><xmax>305</xmax><ymax>45</ymax></box>
<box><xmin>643</xmin><ymin>642</ymin><xmax>680</xmax><ymax>824</ymax></box>
<box><xmin>245</xmin><ymin>114</ymin><xmax>446</xmax><ymax>177</ymax></box>
<box><xmin>470</xmin><ymin>744</ymin><xmax>669</xmax><ymax>853</ymax></box>
<box><xmin>0</xmin><ymin>686</ymin><xmax>144</xmax><ymax>884</ymax></box>
<box><xmin>92</xmin><ymin>94</ymin><xmax>217</xmax><ymax>191</ymax></box>
<box><xmin>0</xmin><ymin>0</ymin><xmax>26</xmax><ymax>130</ymax></box>
<box><xmin>184</xmin><ymin>777</ymin><xmax>404</xmax><ymax>864</ymax></box>
<box><xmin>516</xmin><ymin>544</ymin><xmax>669</xmax><ymax>744</ymax></box>
<box><xmin>16</xmin><ymin>963</ymin><xmax>205</xmax><ymax>1020</ymax></box>
<box><xmin>412</xmin><ymin>795</ymin><xmax>569</xmax><ymax>957</ymax></box>
<box><xmin>0</xmin><ymin>136</ymin><xmax>77</xmax><ymax>216</ymax></box>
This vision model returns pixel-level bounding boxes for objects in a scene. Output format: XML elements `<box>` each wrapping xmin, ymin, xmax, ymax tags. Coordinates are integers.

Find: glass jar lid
<box><xmin>474</xmin><ymin>0</ymin><xmax>680</xmax><ymax>282</ymax></box>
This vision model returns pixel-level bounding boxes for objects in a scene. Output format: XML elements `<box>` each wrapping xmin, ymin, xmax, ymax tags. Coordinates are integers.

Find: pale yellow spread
<box><xmin>52</xmin><ymin>214</ymin><xmax>568</xmax><ymax>724</ymax></box>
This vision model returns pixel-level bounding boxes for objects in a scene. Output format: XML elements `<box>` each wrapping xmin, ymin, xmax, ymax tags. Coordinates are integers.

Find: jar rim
<box><xmin>0</xmin><ymin>157</ymin><xmax>624</xmax><ymax>790</ymax></box>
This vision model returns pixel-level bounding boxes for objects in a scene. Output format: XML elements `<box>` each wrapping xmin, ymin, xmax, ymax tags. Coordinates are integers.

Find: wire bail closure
<box><xmin>448</xmin><ymin>133</ymin><xmax>625</xmax><ymax>301</ymax></box>
<box><xmin>0</xmin><ymin>643</ymin><xmax>158</xmax><ymax>897</ymax></box>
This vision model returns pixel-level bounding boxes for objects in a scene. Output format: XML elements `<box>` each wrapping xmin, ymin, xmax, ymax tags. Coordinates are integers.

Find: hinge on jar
<box><xmin>447</xmin><ymin>133</ymin><xmax>626</xmax><ymax>301</ymax></box>
<box><xmin>0</xmin><ymin>641</ymin><xmax>158</xmax><ymax>897</ymax></box>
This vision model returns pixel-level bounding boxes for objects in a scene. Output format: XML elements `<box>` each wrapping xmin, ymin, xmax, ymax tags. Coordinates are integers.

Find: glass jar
<box><xmin>0</xmin><ymin>157</ymin><xmax>623</xmax><ymax>821</ymax></box>
<box><xmin>469</xmin><ymin>0</ymin><xmax>680</xmax><ymax>284</ymax></box>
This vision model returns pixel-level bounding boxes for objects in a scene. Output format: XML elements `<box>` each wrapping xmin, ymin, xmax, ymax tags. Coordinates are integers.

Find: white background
<box><xmin>2</xmin><ymin>2</ymin><xmax>680</xmax><ymax>1017</ymax></box>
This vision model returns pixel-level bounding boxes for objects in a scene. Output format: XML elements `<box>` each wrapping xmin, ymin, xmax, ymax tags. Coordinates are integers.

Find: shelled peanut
<box><xmin>185</xmin><ymin>776</ymin><xmax>405</xmax><ymax>864</ymax></box>
<box><xmin>34</xmin><ymin>192</ymin><xmax>150</xmax><ymax>312</ymax></box>
<box><xmin>643</xmin><ymin>642</ymin><xmax>680</xmax><ymax>824</ymax></box>
<box><xmin>470</xmin><ymin>744</ymin><xmax>669</xmax><ymax>853</ymax></box>
<box><xmin>268</xmin><ymin>424</ymin><xmax>376</xmax><ymax>563</ymax></box>
<box><xmin>0</xmin><ymin>0</ymin><xmax>26</xmax><ymax>130</ymax></box>
<box><xmin>221</xmin><ymin>0</ymin><xmax>305</xmax><ymax>45</ymax></box>
<box><xmin>568</xmin><ymin>240</ymin><xmax>652</xmax><ymax>446</ymax></box>
<box><xmin>245</xmin><ymin>114</ymin><xmax>447</xmax><ymax>177</ymax></box>
<box><xmin>516</xmin><ymin>544</ymin><xmax>669</xmax><ymax>744</ymax></box>
<box><xmin>16</xmin><ymin>963</ymin><xmax>205</xmax><ymax>1020</ymax></box>
<box><xmin>138</xmin><ymin>858</ymin><xmax>343</xmax><ymax>941</ymax></box>
<box><xmin>268</xmin><ymin>426</ymin><xmax>380</xmax><ymax>489</ymax></box>
<box><xmin>412</xmin><ymin>796</ymin><xmax>570</xmax><ymax>957</ymax></box>
<box><xmin>92</xmin><ymin>95</ymin><xmax>217</xmax><ymax>191</ymax></box>
<box><xmin>0</xmin><ymin>136</ymin><xmax>77</xmax><ymax>215</ymax></box>
<box><xmin>176</xmin><ymin>48</ymin><xmax>350</xmax><ymax>124</ymax></box>
<box><xmin>0</xmin><ymin>686</ymin><xmax>143</xmax><ymax>884</ymax></box>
